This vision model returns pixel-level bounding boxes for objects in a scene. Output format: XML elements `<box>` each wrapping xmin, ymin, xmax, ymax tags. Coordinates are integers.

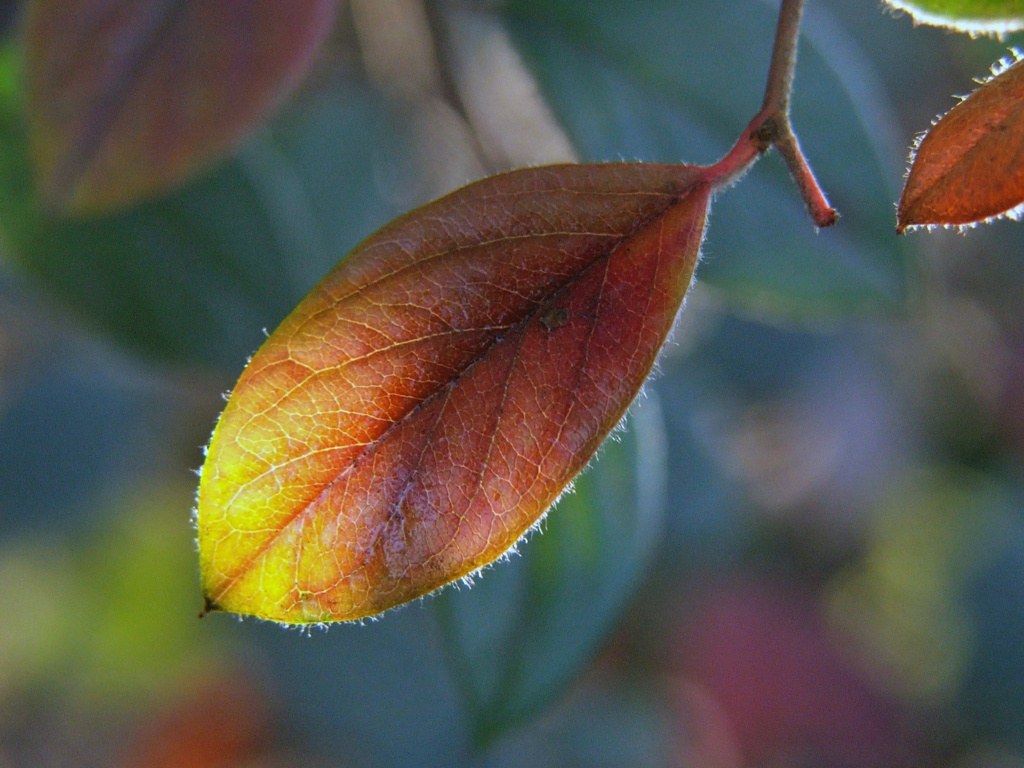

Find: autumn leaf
<box><xmin>195</xmin><ymin>0</ymin><xmax>837</xmax><ymax>625</ymax></box>
<box><xmin>197</xmin><ymin>163</ymin><xmax>711</xmax><ymax>624</ymax></box>
<box><xmin>882</xmin><ymin>0</ymin><xmax>1024</xmax><ymax>33</ymax></box>
<box><xmin>24</xmin><ymin>0</ymin><xmax>337</xmax><ymax>214</ymax></box>
<box><xmin>898</xmin><ymin>54</ymin><xmax>1024</xmax><ymax>232</ymax></box>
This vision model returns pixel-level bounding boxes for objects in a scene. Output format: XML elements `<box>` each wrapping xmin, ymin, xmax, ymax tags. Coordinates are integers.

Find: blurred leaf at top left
<box><xmin>23</xmin><ymin>0</ymin><xmax>337</xmax><ymax>215</ymax></box>
<box><xmin>0</xmin><ymin>9</ymin><xmax>414</xmax><ymax>369</ymax></box>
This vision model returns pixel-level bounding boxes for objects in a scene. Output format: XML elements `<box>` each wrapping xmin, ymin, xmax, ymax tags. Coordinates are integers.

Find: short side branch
<box><xmin>705</xmin><ymin>0</ymin><xmax>838</xmax><ymax>229</ymax></box>
<box><xmin>774</xmin><ymin>119</ymin><xmax>839</xmax><ymax>227</ymax></box>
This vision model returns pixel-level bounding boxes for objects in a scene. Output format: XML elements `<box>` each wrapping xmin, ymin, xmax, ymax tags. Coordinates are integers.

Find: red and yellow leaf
<box><xmin>197</xmin><ymin>163</ymin><xmax>710</xmax><ymax>623</ymax></box>
<box><xmin>898</xmin><ymin>55</ymin><xmax>1024</xmax><ymax>232</ymax></box>
<box><xmin>24</xmin><ymin>0</ymin><xmax>337</xmax><ymax>214</ymax></box>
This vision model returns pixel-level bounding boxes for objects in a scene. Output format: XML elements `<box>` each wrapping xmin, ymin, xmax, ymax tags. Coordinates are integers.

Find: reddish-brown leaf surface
<box><xmin>197</xmin><ymin>163</ymin><xmax>711</xmax><ymax>623</ymax></box>
<box><xmin>898</xmin><ymin>56</ymin><xmax>1024</xmax><ymax>232</ymax></box>
<box><xmin>25</xmin><ymin>0</ymin><xmax>337</xmax><ymax>214</ymax></box>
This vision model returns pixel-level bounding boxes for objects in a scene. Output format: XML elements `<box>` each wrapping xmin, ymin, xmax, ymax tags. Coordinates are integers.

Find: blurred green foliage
<box><xmin>884</xmin><ymin>0</ymin><xmax>1024</xmax><ymax>30</ymax></box>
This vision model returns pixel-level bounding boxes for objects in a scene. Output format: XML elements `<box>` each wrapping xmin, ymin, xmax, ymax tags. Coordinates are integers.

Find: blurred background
<box><xmin>2</xmin><ymin>0</ymin><xmax>1024</xmax><ymax>766</ymax></box>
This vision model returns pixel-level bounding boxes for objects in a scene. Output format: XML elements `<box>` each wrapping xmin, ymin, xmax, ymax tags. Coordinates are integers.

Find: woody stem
<box><xmin>706</xmin><ymin>0</ymin><xmax>838</xmax><ymax>228</ymax></box>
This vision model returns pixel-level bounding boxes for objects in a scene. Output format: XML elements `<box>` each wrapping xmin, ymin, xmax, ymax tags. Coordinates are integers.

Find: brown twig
<box><xmin>706</xmin><ymin>0</ymin><xmax>838</xmax><ymax>228</ymax></box>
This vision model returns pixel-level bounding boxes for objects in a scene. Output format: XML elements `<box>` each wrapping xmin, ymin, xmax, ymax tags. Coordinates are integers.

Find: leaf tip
<box><xmin>199</xmin><ymin>594</ymin><xmax>222</xmax><ymax>619</ymax></box>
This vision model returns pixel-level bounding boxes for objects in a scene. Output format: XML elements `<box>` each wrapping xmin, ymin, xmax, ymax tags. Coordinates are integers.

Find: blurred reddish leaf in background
<box><xmin>671</xmin><ymin>577</ymin><xmax>924</xmax><ymax>768</ymax></box>
<box><xmin>119</xmin><ymin>673</ymin><xmax>272</xmax><ymax>768</ymax></box>
<box><xmin>24</xmin><ymin>0</ymin><xmax>337</xmax><ymax>214</ymax></box>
